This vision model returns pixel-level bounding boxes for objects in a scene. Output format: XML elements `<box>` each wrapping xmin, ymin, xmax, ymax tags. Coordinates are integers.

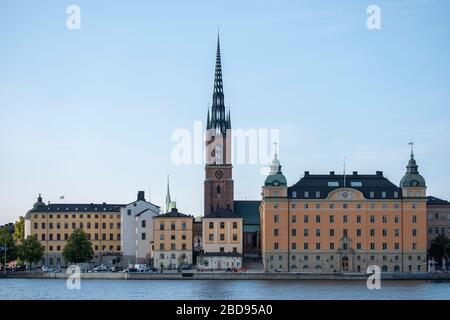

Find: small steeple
<box><xmin>265</xmin><ymin>143</ymin><xmax>287</xmax><ymax>186</ymax></box>
<box><xmin>406</xmin><ymin>142</ymin><xmax>419</xmax><ymax>174</ymax></box>
<box><xmin>400</xmin><ymin>142</ymin><xmax>426</xmax><ymax>188</ymax></box>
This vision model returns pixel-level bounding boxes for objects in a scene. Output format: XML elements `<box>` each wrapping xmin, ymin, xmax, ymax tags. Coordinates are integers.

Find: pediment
<box><xmin>327</xmin><ymin>188</ymin><xmax>366</xmax><ymax>201</ymax></box>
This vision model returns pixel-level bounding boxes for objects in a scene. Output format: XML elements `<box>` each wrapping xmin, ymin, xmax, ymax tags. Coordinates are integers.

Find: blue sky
<box><xmin>1</xmin><ymin>0</ymin><xmax>450</xmax><ymax>224</ymax></box>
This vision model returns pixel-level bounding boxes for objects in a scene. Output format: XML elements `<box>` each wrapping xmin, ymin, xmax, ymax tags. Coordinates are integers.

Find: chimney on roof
<box><xmin>376</xmin><ymin>171</ymin><xmax>383</xmax><ymax>177</ymax></box>
<box><xmin>103</xmin><ymin>202</ymin><xmax>106</xmax><ymax>205</ymax></box>
<box><xmin>137</xmin><ymin>191</ymin><xmax>145</xmax><ymax>201</ymax></box>
<box><xmin>353</xmin><ymin>171</ymin><xmax>358</xmax><ymax>176</ymax></box>
<box><xmin>330</xmin><ymin>171</ymin><xmax>335</xmax><ymax>176</ymax></box>
<box><xmin>304</xmin><ymin>171</ymin><xmax>310</xmax><ymax>177</ymax></box>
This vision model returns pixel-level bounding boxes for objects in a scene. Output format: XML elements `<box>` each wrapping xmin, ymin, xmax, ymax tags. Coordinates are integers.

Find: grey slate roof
<box><xmin>427</xmin><ymin>196</ymin><xmax>450</xmax><ymax>206</ymax></box>
<box><xmin>153</xmin><ymin>208</ymin><xmax>192</xmax><ymax>218</ymax></box>
<box><xmin>288</xmin><ymin>171</ymin><xmax>402</xmax><ymax>200</ymax></box>
<box><xmin>204</xmin><ymin>208</ymin><xmax>242</xmax><ymax>219</ymax></box>
<box><xmin>28</xmin><ymin>203</ymin><xmax>124</xmax><ymax>213</ymax></box>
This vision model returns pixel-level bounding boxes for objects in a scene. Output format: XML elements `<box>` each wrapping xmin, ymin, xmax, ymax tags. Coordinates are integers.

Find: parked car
<box><xmin>274</xmin><ymin>268</ymin><xmax>282</xmax><ymax>273</ymax></box>
<box><xmin>13</xmin><ymin>265</ymin><xmax>27</xmax><ymax>272</ymax></box>
<box><xmin>53</xmin><ymin>266</ymin><xmax>62</xmax><ymax>273</ymax></box>
<box><xmin>109</xmin><ymin>266</ymin><xmax>122</xmax><ymax>272</ymax></box>
<box><xmin>92</xmin><ymin>265</ymin><xmax>108</xmax><ymax>272</ymax></box>
<box><xmin>182</xmin><ymin>263</ymin><xmax>190</xmax><ymax>270</ymax></box>
<box><xmin>41</xmin><ymin>266</ymin><xmax>53</xmax><ymax>272</ymax></box>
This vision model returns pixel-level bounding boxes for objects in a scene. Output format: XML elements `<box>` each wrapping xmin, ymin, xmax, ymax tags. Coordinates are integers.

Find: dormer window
<box><xmin>304</xmin><ymin>191</ymin><xmax>309</xmax><ymax>198</ymax></box>
<box><xmin>370</xmin><ymin>192</ymin><xmax>375</xmax><ymax>198</ymax></box>
<box><xmin>351</xmin><ymin>181</ymin><xmax>362</xmax><ymax>187</ymax></box>
<box><xmin>394</xmin><ymin>191</ymin><xmax>398</xmax><ymax>198</ymax></box>
<box><xmin>292</xmin><ymin>191</ymin><xmax>297</xmax><ymax>198</ymax></box>
<box><xmin>382</xmin><ymin>191</ymin><xmax>386</xmax><ymax>198</ymax></box>
<box><xmin>316</xmin><ymin>191</ymin><xmax>320</xmax><ymax>198</ymax></box>
<box><xmin>328</xmin><ymin>181</ymin><xmax>339</xmax><ymax>187</ymax></box>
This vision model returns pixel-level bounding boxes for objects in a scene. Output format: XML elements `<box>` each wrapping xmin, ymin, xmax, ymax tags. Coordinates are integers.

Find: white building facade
<box><xmin>121</xmin><ymin>191</ymin><xmax>160</xmax><ymax>265</ymax></box>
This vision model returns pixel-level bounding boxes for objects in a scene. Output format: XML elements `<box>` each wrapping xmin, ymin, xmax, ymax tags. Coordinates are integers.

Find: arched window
<box><xmin>382</xmin><ymin>265</ymin><xmax>388</xmax><ymax>272</ymax></box>
<box><xmin>394</xmin><ymin>265</ymin><xmax>400</xmax><ymax>272</ymax></box>
<box><xmin>171</xmin><ymin>253</ymin><xmax>176</xmax><ymax>259</ymax></box>
<box><xmin>217</xmin><ymin>186</ymin><xmax>221</xmax><ymax>194</ymax></box>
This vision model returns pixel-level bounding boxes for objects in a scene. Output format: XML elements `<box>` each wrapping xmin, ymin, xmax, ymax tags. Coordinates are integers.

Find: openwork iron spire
<box><xmin>207</xmin><ymin>33</ymin><xmax>230</xmax><ymax>134</ymax></box>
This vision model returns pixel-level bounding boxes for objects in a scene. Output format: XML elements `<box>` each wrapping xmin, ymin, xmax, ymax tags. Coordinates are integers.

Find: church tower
<box><xmin>204</xmin><ymin>34</ymin><xmax>234</xmax><ymax>216</ymax></box>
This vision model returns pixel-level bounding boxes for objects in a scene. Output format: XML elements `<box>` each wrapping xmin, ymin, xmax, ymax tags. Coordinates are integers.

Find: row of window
<box><xmin>159</xmin><ymin>234</ymin><xmax>187</xmax><ymax>241</ymax></box>
<box><xmin>268</xmin><ymin>254</ymin><xmax>422</xmax><ymax>262</ymax></box>
<box><xmin>207</xmin><ymin>233</ymin><xmax>239</xmax><ymax>241</ymax></box>
<box><xmin>208</xmin><ymin>221</ymin><xmax>239</xmax><ymax>229</ymax></box>
<box><xmin>159</xmin><ymin>253</ymin><xmax>187</xmax><ymax>260</ymax></box>
<box><xmin>158</xmin><ymin>243</ymin><xmax>188</xmax><ymax>250</ymax></box>
<box><xmin>45</xmin><ymin>244</ymin><xmax>121</xmax><ymax>252</ymax></box>
<box><xmin>159</xmin><ymin>222</ymin><xmax>187</xmax><ymax>231</ymax></box>
<box><xmin>269</xmin><ymin>264</ymin><xmax>422</xmax><ymax>272</ymax></box>
<box><xmin>274</xmin><ymin>228</ymin><xmax>417</xmax><ymax>237</ymax></box>
<box><xmin>34</xmin><ymin>214</ymin><xmax>119</xmax><ymax>219</ymax></box>
<box><xmin>428</xmin><ymin>213</ymin><xmax>450</xmax><ymax>220</ymax></box>
<box><xmin>35</xmin><ymin>222</ymin><xmax>121</xmax><ymax>230</ymax></box>
<box><xmin>290</xmin><ymin>190</ymin><xmax>424</xmax><ymax>199</ymax></box>
<box><xmin>428</xmin><ymin>226</ymin><xmax>450</xmax><ymax>234</ymax></box>
<box><xmin>273</xmin><ymin>214</ymin><xmax>418</xmax><ymax>224</ymax></box>
<box><xmin>273</xmin><ymin>202</ymin><xmax>420</xmax><ymax>210</ymax></box>
<box><xmin>272</xmin><ymin>242</ymin><xmax>418</xmax><ymax>251</ymax></box>
<box><xmin>39</xmin><ymin>233</ymin><xmax>120</xmax><ymax>241</ymax></box>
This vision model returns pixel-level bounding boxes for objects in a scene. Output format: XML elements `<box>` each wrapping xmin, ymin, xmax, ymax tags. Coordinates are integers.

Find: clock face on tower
<box><xmin>215</xmin><ymin>170</ymin><xmax>224</xmax><ymax>179</ymax></box>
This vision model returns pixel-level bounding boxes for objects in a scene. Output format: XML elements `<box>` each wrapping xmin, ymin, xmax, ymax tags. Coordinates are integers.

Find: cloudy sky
<box><xmin>1</xmin><ymin>0</ymin><xmax>449</xmax><ymax>224</ymax></box>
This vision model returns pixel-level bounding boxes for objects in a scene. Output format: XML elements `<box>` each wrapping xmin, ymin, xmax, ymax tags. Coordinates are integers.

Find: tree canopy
<box><xmin>428</xmin><ymin>234</ymin><xmax>450</xmax><ymax>265</ymax></box>
<box><xmin>18</xmin><ymin>235</ymin><xmax>44</xmax><ymax>268</ymax></box>
<box><xmin>0</xmin><ymin>226</ymin><xmax>17</xmax><ymax>264</ymax></box>
<box><xmin>13</xmin><ymin>216</ymin><xmax>25</xmax><ymax>243</ymax></box>
<box><xmin>62</xmin><ymin>229</ymin><xmax>94</xmax><ymax>264</ymax></box>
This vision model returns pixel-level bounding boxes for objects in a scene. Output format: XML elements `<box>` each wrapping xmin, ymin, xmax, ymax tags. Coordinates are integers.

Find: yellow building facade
<box><xmin>152</xmin><ymin>208</ymin><xmax>194</xmax><ymax>270</ymax></box>
<box><xmin>24</xmin><ymin>195</ymin><xmax>123</xmax><ymax>267</ymax></box>
<box><xmin>199</xmin><ymin>208</ymin><xmax>243</xmax><ymax>270</ymax></box>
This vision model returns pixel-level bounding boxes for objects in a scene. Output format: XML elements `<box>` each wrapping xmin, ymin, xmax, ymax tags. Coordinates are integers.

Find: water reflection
<box><xmin>0</xmin><ymin>279</ymin><xmax>449</xmax><ymax>300</ymax></box>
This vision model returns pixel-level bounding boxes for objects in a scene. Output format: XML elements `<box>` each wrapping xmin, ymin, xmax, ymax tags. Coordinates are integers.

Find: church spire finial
<box><xmin>165</xmin><ymin>174</ymin><xmax>171</xmax><ymax>213</ymax></box>
<box><xmin>408</xmin><ymin>141</ymin><xmax>415</xmax><ymax>157</ymax></box>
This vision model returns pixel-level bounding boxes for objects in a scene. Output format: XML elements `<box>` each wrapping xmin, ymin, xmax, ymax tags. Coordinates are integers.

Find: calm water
<box><xmin>1</xmin><ymin>279</ymin><xmax>450</xmax><ymax>300</ymax></box>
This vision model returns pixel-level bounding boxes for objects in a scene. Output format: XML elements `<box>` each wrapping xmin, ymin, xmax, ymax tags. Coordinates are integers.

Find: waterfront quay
<box><xmin>2</xmin><ymin>271</ymin><xmax>450</xmax><ymax>281</ymax></box>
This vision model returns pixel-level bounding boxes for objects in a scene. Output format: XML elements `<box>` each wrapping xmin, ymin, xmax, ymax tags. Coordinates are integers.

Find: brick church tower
<box><xmin>204</xmin><ymin>34</ymin><xmax>234</xmax><ymax>216</ymax></box>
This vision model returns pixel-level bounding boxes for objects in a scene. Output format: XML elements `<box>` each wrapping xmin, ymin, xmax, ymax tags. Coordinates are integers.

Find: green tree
<box><xmin>62</xmin><ymin>229</ymin><xmax>94</xmax><ymax>264</ymax></box>
<box><xmin>13</xmin><ymin>216</ymin><xmax>25</xmax><ymax>243</ymax></box>
<box><xmin>18</xmin><ymin>235</ymin><xmax>44</xmax><ymax>269</ymax></box>
<box><xmin>0</xmin><ymin>226</ymin><xmax>17</xmax><ymax>266</ymax></box>
<box><xmin>428</xmin><ymin>234</ymin><xmax>450</xmax><ymax>265</ymax></box>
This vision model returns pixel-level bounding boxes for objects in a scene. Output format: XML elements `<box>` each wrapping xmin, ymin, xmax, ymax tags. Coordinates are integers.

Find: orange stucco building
<box><xmin>260</xmin><ymin>150</ymin><xmax>427</xmax><ymax>273</ymax></box>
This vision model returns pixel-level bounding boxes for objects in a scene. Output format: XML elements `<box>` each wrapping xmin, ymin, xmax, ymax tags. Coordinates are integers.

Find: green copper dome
<box><xmin>265</xmin><ymin>153</ymin><xmax>287</xmax><ymax>186</ymax></box>
<box><xmin>400</xmin><ymin>153</ymin><xmax>426</xmax><ymax>187</ymax></box>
